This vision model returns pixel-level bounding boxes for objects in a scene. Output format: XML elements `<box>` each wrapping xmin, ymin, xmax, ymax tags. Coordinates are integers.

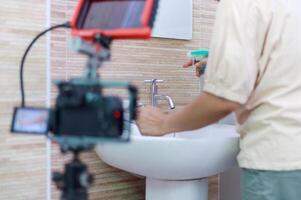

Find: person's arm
<box><xmin>137</xmin><ymin>92</ymin><xmax>241</xmax><ymax>136</ymax></box>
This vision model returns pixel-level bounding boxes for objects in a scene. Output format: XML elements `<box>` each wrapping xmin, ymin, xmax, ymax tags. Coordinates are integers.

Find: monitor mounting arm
<box><xmin>71</xmin><ymin>34</ymin><xmax>112</xmax><ymax>80</ymax></box>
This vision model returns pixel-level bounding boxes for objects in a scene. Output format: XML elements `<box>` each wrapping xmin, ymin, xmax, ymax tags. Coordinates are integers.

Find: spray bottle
<box><xmin>187</xmin><ymin>49</ymin><xmax>209</xmax><ymax>90</ymax></box>
<box><xmin>187</xmin><ymin>50</ymin><xmax>235</xmax><ymax>125</ymax></box>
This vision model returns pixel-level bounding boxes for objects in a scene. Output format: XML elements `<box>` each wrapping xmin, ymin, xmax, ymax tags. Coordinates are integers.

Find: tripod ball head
<box><xmin>52</xmin><ymin>155</ymin><xmax>94</xmax><ymax>200</ymax></box>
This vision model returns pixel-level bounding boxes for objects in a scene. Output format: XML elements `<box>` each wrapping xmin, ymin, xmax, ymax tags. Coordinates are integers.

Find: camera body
<box><xmin>51</xmin><ymin>79</ymin><xmax>124</xmax><ymax>138</ymax></box>
<box><xmin>11</xmin><ymin>78</ymin><xmax>137</xmax><ymax>148</ymax></box>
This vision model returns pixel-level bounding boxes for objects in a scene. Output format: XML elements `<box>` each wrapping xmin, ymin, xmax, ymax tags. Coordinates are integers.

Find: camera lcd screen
<box><xmin>11</xmin><ymin>107</ymin><xmax>50</xmax><ymax>135</ymax></box>
<box><xmin>79</xmin><ymin>0</ymin><xmax>146</xmax><ymax>30</ymax></box>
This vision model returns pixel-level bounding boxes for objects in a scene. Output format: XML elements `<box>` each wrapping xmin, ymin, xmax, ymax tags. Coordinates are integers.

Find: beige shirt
<box><xmin>203</xmin><ymin>0</ymin><xmax>301</xmax><ymax>170</ymax></box>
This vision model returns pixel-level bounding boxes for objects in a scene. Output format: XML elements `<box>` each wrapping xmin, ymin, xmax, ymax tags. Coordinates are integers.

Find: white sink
<box><xmin>95</xmin><ymin>123</ymin><xmax>239</xmax><ymax>200</ymax></box>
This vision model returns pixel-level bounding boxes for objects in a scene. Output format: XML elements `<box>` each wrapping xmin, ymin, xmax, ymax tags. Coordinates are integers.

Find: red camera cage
<box><xmin>71</xmin><ymin>0</ymin><xmax>158</xmax><ymax>40</ymax></box>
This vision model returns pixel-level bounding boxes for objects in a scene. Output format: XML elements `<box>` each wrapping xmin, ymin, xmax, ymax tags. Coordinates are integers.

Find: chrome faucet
<box><xmin>144</xmin><ymin>79</ymin><xmax>175</xmax><ymax>109</ymax></box>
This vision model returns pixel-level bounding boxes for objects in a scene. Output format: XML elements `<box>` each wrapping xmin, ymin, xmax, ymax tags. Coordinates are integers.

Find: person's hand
<box><xmin>182</xmin><ymin>59</ymin><xmax>207</xmax><ymax>77</ymax></box>
<box><xmin>136</xmin><ymin>106</ymin><xmax>168</xmax><ymax>136</ymax></box>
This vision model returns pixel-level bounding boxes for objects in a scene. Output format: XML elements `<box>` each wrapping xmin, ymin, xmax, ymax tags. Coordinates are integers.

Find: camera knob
<box><xmin>52</xmin><ymin>172</ymin><xmax>65</xmax><ymax>189</ymax></box>
<box><xmin>80</xmin><ymin>172</ymin><xmax>94</xmax><ymax>188</ymax></box>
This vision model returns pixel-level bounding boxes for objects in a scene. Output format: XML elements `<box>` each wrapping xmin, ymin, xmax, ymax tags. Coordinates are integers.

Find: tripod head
<box><xmin>53</xmin><ymin>148</ymin><xmax>94</xmax><ymax>200</ymax></box>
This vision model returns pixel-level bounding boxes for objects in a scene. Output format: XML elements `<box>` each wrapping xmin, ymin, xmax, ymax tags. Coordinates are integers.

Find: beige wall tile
<box><xmin>0</xmin><ymin>0</ymin><xmax>47</xmax><ymax>199</ymax></box>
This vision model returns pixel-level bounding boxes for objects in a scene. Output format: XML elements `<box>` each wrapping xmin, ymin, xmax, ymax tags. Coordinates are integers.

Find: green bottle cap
<box><xmin>187</xmin><ymin>49</ymin><xmax>209</xmax><ymax>59</ymax></box>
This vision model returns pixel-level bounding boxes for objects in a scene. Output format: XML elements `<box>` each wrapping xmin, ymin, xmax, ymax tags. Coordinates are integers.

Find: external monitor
<box><xmin>71</xmin><ymin>0</ymin><xmax>158</xmax><ymax>40</ymax></box>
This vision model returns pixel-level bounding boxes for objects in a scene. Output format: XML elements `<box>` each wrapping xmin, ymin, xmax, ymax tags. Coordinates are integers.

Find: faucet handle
<box><xmin>144</xmin><ymin>79</ymin><xmax>164</xmax><ymax>84</ymax></box>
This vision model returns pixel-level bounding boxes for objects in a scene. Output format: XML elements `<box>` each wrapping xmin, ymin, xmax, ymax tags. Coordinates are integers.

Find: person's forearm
<box><xmin>162</xmin><ymin>92</ymin><xmax>241</xmax><ymax>134</ymax></box>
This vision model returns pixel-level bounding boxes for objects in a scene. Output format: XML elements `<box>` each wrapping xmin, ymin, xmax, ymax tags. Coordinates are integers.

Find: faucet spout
<box><xmin>155</xmin><ymin>95</ymin><xmax>175</xmax><ymax>110</ymax></box>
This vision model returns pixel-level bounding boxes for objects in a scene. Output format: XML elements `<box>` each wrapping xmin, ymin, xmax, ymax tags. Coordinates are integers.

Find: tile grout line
<box><xmin>46</xmin><ymin>0</ymin><xmax>52</xmax><ymax>199</ymax></box>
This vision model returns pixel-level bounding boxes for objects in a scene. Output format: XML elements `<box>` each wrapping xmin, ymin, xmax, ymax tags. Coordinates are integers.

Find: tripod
<box><xmin>51</xmin><ymin>35</ymin><xmax>133</xmax><ymax>200</ymax></box>
<box><xmin>52</xmin><ymin>148</ymin><xmax>94</xmax><ymax>200</ymax></box>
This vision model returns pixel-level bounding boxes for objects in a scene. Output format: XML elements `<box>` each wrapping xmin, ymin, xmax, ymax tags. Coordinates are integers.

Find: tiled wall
<box><xmin>51</xmin><ymin>0</ymin><xmax>219</xmax><ymax>200</ymax></box>
<box><xmin>0</xmin><ymin>0</ymin><xmax>47</xmax><ymax>199</ymax></box>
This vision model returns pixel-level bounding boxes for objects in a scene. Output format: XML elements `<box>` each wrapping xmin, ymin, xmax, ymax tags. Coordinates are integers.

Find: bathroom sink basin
<box><xmin>95</xmin><ymin>123</ymin><xmax>239</xmax><ymax>180</ymax></box>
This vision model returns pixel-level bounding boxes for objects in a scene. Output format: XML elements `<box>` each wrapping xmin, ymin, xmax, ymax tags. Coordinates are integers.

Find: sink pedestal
<box><xmin>146</xmin><ymin>178</ymin><xmax>208</xmax><ymax>200</ymax></box>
